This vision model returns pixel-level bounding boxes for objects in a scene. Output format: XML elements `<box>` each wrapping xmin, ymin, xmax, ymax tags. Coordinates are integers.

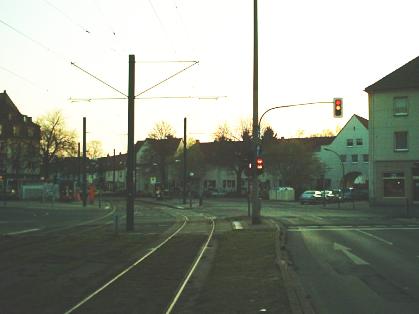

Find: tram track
<box><xmin>64</xmin><ymin>214</ymin><xmax>216</xmax><ymax>314</ymax></box>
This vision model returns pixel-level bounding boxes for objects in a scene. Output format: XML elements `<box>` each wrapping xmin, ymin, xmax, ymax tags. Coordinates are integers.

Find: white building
<box><xmin>317</xmin><ymin>114</ymin><xmax>369</xmax><ymax>190</ymax></box>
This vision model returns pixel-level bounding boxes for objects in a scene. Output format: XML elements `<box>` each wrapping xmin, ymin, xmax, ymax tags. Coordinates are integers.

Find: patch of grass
<box><xmin>193</xmin><ymin>229</ymin><xmax>292</xmax><ymax>313</ymax></box>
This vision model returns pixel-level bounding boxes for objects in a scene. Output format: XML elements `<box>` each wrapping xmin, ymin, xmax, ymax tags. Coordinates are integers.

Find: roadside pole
<box><xmin>82</xmin><ymin>117</ymin><xmax>87</xmax><ymax>207</ymax></box>
<box><xmin>251</xmin><ymin>0</ymin><xmax>261</xmax><ymax>224</ymax></box>
<box><xmin>126</xmin><ymin>55</ymin><xmax>135</xmax><ymax>232</ymax></box>
<box><xmin>183</xmin><ymin>117</ymin><xmax>187</xmax><ymax>204</ymax></box>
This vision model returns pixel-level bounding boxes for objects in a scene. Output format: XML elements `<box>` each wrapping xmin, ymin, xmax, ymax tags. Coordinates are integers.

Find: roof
<box><xmin>0</xmin><ymin>90</ymin><xmax>22</xmax><ymax>118</ymax></box>
<box><xmin>199</xmin><ymin>137</ymin><xmax>335</xmax><ymax>155</ymax></box>
<box><xmin>146</xmin><ymin>137</ymin><xmax>182</xmax><ymax>156</ymax></box>
<box><xmin>98</xmin><ymin>153</ymin><xmax>127</xmax><ymax>171</ymax></box>
<box><xmin>365</xmin><ymin>56</ymin><xmax>419</xmax><ymax>92</ymax></box>
<box><xmin>354</xmin><ymin>114</ymin><xmax>368</xmax><ymax>129</ymax></box>
<box><xmin>281</xmin><ymin>136</ymin><xmax>335</xmax><ymax>152</ymax></box>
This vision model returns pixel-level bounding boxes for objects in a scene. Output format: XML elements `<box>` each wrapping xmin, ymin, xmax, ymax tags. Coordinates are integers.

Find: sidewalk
<box><xmin>0</xmin><ymin>199</ymin><xmax>111</xmax><ymax>211</ymax></box>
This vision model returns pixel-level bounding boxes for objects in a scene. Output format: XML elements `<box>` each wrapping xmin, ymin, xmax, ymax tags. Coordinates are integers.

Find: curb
<box><xmin>269</xmin><ymin>219</ymin><xmax>315</xmax><ymax>314</ymax></box>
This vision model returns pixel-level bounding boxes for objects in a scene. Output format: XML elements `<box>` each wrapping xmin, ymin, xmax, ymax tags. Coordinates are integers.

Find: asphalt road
<box><xmin>267</xmin><ymin>201</ymin><xmax>419</xmax><ymax>314</ymax></box>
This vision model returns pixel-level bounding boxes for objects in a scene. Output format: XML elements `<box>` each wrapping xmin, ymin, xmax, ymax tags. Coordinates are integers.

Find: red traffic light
<box><xmin>333</xmin><ymin>98</ymin><xmax>343</xmax><ymax>118</ymax></box>
<box><xmin>256</xmin><ymin>157</ymin><xmax>263</xmax><ymax>170</ymax></box>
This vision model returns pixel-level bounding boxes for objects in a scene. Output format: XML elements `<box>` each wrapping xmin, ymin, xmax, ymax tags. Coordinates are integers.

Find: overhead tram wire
<box><xmin>43</xmin><ymin>0</ymin><xmax>91</xmax><ymax>34</ymax></box>
<box><xmin>0</xmin><ymin>65</ymin><xmax>49</xmax><ymax>93</ymax></box>
<box><xmin>68</xmin><ymin>95</ymin><xmax>225</xmax><ymax>103</ymax></box>
<box><xmin>135</xmin><ymin>61</ymin><xmax>199</xmax><ymax>97</ymax></box>
<box><xmin>0</xmin><ymin>18</ymin><xmax>60</xmax><ymax>58</ymax></box>
<box><xmin>148</xmin><ymin>0</ymin><xmax>178</xmax><ymax>57</ymax></box>
<box><xmin>70</xmin><ymin>62</ymin><xmax>127</xmax><ymax>97</ymax></box>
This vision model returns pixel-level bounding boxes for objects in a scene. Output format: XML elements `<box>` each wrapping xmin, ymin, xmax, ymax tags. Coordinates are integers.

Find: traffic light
<box><xmin>333</xmin><ymin>98</ymin><xmax>343</xmax><ymax>118</ymax></box>
<box><xmin>256</xmin><ymin>156</ymin><xmax>264</xmax><ymax>175</ymax></box>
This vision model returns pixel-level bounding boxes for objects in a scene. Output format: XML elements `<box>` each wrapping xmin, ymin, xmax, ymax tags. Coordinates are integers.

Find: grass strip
<box><xmin>193</xmin><ymin>229</ymin><xmax>292</xmax><ymax>313</ymax></box>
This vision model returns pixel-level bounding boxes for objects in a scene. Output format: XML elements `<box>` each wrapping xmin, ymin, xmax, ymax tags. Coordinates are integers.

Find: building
<box><xmin>0</xmin><ymin>91</ymin><xmax>41</xmax><ymax>195</ymax></box>
<box><xmin>317</xmin><ymin>114</ymin><xmax>369</xmax><ymax>190</ymax></box>
<box><xmin>365</xmin><ymin>56</ymin><xmax>419</xmax><ymax>206</ymax></box>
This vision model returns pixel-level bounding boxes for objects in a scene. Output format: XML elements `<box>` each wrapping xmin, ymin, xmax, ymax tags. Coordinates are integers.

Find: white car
<box><xmin>299</xmin><ymin>190</ymin><xmax>322</xmax><ymax>204</ymax></box>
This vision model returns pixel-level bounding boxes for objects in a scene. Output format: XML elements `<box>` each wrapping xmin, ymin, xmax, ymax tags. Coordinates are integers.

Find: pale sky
<box><xmin>1</xmin><ymin>0</ymin><xmax>419</xmax><ymax>155</ymax></box>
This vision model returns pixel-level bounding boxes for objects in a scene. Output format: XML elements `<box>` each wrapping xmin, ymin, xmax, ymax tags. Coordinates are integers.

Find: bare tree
<box><xmin>36</xmin><ymin>111</ymin><xmax>77</xmax><ymax>178</ymax></box>
<box><xmin>148</xmin><ymin>121</ymin><xmax>175</xmax><ymax>139</ymax></box>
<box><xmin>87</xmin><ymin>140</ymin><xmax>104</xmax><ymax>159</ymax></box>
<box><xmin>213</xmin><ymin>122</ymin><xmax>233</xmax><ymax>142</ymax></box>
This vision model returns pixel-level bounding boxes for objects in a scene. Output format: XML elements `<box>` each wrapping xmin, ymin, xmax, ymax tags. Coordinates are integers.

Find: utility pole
<box><xmin>77</xmin><ymin>142</ymin><xmax>81</xmax><ymax>186</ymax></box>
<box><xmin>252</xmin><ymin>0</ymin><xmax>261</xmax><ymax>224</ymax></box>
<box><xmin>126</xmin><ymin>54</ymin><xmax>135</xmax><ymax>231</ymax></box>
<box><xmin>82</xmin><ymin>117</ymin><xmax>87</xmax><ymax>207</ymax></box>
<box><xmin>113</xmin><ymin>148</ymin><xmax>116</xmax><ymax>192</ymax></box>
<box><xmin>183</xmin><ymin>117</ymin><xmax>187</xmax><ymax>204</ymax></box>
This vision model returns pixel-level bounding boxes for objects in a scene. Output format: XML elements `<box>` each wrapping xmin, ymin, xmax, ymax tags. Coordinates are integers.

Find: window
<box><xmin>346</xmin><ymin>139</ymin><xmax>353</xmax><ymax>147</ymax></box>
<box><xmin>13</xmin><ymin>126</ymin><xmax>18</xmax><ymax>136</ymax></box>
<box><xmin>0</xmin><ymin>124</ymin><xmax>2</xmax><ymax>135</ymax></box>
<box><xmin>363</xmin><ymin>154</ymin><xmax>369</xmax><ymax>162</ymax></box>
<box><xmin>394</xmin><ymin>131</ymin><xmax>408</xmax><ymax>151</ymax></box>
<box><xmin>351</xmin><ymin>154</ymin><xmax>358</xmax><ymax>163</ymax></box>
<box><xmin>393</xmin><ymin>96</ymin><xmax>408</xmax><ymax>116</ymax></box>
<box><xmin>204</xmin><ymin>180</ymin><xmax>216</xmax><ymax>189</ymax></box>
<box><xmin>383</xmin><ymin>172</ymin><xmax>405</xmax><ymax>197</ymax></box>
<box><xmin>28</xmin><ymin>127</ymin><xmax>34</xmax><ymax>137</ymax></box>
<box><xmin>340</xmin><ymin>154</ymin><xmax>347</xmax><ymax>162</ymax></box>
<box><xmin>222</xmin><ymin>180</ymin><xmax>235</xmax><ymax>189</ymax></box>
<box><xmin>356</xmin><ymin>138</ymin><xmax>363</xmax><ymax>146</ymax></box>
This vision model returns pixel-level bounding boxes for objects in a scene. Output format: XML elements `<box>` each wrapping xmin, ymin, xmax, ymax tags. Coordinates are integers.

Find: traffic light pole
<box><xmin>251</xmin><ymin>0</ymin><xmax>261</xmax><ymax>224</ymax></box>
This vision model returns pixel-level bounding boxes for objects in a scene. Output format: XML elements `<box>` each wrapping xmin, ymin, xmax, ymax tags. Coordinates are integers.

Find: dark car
<box><xmin>299</xmin><ymin>190</ymin><xmax>323</xmax><ymax>204</ymax></box>
<box><xmin>204</xmin><ymin>188</ymin><xmax>227</xmax><ymax>197</ymax></box>
<box><xmin>343</xmin><ymin>188</ymin><xmax>368</xmax><ymax>201</ymax></box>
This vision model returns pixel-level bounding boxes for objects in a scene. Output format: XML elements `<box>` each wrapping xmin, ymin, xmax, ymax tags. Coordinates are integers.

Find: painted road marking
<box><xmin>356</xmin><ymin>229</ymin><xmax>393</xmax><ymax>245</ymax></box>
<box><xmin>334</xmin><ymin>242</ymin><xmax>369</xmax><ymax>265</ymax></box>
<box><xmin>288</xmin><ymin>225</ymin><xmax>419</xmax><ymax>232</ymax></box>
<box><xmin>6</xmin><ymin>228</ymin><xmax>41</xmax><ymax>235</ymax></box>
<box><xmin>232</xmin><ymin>221</ymin><xmax>243</xmax><ymax>230</ymax></box>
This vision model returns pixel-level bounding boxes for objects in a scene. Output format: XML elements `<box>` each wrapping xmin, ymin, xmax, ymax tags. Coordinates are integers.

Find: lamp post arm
<box><xmin>258</xmin><ymin>101</ymin><xmax>331</xmax><ymax>129</ymax></box>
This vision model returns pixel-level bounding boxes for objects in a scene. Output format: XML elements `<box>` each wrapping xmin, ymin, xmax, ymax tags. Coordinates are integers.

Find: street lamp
<box><xmin>324</xmin><ymin>147</ymin><xmax>345</xmax><ymax>192</ymax></box>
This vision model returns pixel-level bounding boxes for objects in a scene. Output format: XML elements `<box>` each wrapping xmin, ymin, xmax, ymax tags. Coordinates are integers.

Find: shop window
<box><xmin>383</xmin><ymin>172</ymin><xmax>405</xmax><ymax>197</ymax></box>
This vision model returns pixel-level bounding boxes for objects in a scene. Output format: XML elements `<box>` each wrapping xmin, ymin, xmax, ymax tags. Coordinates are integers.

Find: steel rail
<box><xmin>63</xmin><ymin>214</ymin><xmax>189</xmax><ymax>314</ymax></box>
<box><xmin>165</xmin><ymin>216</ymin><xmax>216</xmax><ymax>314</ymax></box>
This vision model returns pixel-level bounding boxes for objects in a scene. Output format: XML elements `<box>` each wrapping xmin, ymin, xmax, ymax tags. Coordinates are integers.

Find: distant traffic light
<box><xmin>333</xmin><ymin>98</ymin><xmax>343</xmax><ymax>118</ymax></box>
<box><xmin>256</xmin><ymin>156</ymin><xmax>264</xmax><ymax>175</ymax></box>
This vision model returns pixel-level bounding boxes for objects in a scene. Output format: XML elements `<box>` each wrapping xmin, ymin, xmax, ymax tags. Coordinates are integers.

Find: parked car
<box><xmin>204</xmin><ymin>188</ymin><xmax>227</xmax><ymax>197</ymax></box>
<box><xmin>322</xmin><ymin>189</ymin><xmax>343</xmax><ymax>202</ymax></box>
<box><xmin>343</xmin><ymin>188</ymin><xmax>368</xmax><ymax>200</ymax></box>
<box><xmin>299</xmin><ymin>190</ymin><xmax>323</xmax><ymax>204</ymax></box>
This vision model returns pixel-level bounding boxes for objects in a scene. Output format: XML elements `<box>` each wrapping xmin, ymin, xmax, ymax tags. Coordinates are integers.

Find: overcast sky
<box><xmin>1</xmin><ymin>0</ymin><xmax>419</xmax><ymax>155</ymax></box>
